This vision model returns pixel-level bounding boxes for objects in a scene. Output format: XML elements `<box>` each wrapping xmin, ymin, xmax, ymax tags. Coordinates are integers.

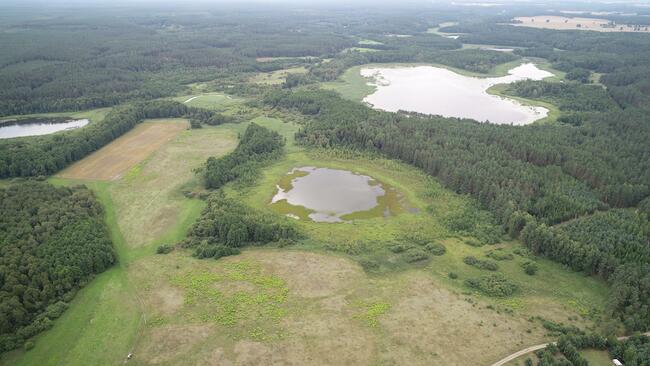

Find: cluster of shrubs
<box><xmin>463</xmin><ymin>256</ymin><xmax>499</xmax><ymax>271</ymax></box>
<box><xmin>521</xmin><ymin>261</ymin><xmax>538</xmax><ymax>275</ymax></box>
<box><xmin>465</xmin><ymin>274</ymin><xmax>518</xmax><ymax>297</ymax></box>
<box><xmin>388</xmin><ymin>235</ymin><xmax>447</xmax><ymax>263</ymax></box>
<box><xmin>485</xmin><ymin>249</ymin><xmax>514</xmax><ymax>261</ymax></box>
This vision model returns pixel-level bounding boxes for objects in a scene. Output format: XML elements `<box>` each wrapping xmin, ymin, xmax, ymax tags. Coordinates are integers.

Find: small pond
<box><xmin>0</xmin><ymin>118</ymin><xmax>89</xmax><ymax>139</ymax></box>
<box><xmin>270</xmin><ymin>167</ymin><xmax>406</xmax><ymax>222</ymax></box>
<box><xmin>360</xmin><ymin>63</ymin><xmax>553</xmax><ymax>125</ymax></box>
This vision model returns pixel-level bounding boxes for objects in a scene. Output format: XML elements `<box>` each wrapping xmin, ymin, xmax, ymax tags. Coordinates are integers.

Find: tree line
<box><xmin>0</xmin><ymin>100</ymin><xmax>231</xmax><ymax>178</ymax></box>
<box><xmin>0</xmin><ymin>181</ymin><xmax>115</xmax><ymax>352</ymax></box>
<box><xmin>204</xmin><ymin>123</ymin><xmax>285</xmax><ymax>189</ymax></box>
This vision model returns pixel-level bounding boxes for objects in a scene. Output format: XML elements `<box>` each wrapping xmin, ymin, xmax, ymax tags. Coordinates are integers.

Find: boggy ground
<box><xmin>127</xmin><ymin>248</ymin><xmax>549</xmax><ymax>366</ymax></box>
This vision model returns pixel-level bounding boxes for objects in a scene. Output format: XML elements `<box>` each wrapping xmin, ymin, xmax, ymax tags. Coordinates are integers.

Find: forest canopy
<box><xmin>0</xmin><ymin>181</ymin><xmax>115</xmax><ymax>352</ymax></box>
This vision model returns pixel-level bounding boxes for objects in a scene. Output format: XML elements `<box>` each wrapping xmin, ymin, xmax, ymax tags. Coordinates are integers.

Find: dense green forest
<box><xmin>204</xmin><ymin>123</ymin><xmax>285</xmax><ymax>189</ymax></box>
<box><xmin>0</xmin><ymin>182</ymin><xmax>115</xmax><ymax>352</ymax></box>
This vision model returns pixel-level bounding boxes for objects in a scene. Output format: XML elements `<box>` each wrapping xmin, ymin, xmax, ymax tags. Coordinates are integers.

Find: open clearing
<box><xmin>512</xmin><ymin>16</ymin><xmax>650</xmax><ymax>33</ymax></box>
<box><xmin>58</xmin><ymin>119</ymin><xmax>188</xmax><ymax>181</ymax></box>
<box><xmin>249</xmin><ymin>67</ymin><xmax>308</xmax><ymax>85</ymax></box>
<box><xmin>173</xmin><ymin>93</ymin><xmax>243</xmax><ymax>110</ymax></box>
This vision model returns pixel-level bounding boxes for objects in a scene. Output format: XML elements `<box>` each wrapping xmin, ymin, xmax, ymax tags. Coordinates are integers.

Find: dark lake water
<box><xmin>271</xmin><ymin>167</ymin><xmax>391</xmax><ymax>222</ymax></box>
<box><xmin>0</xmin><ymin>118</ymin><xmax>89</xmax><ymax>139</ymax></box>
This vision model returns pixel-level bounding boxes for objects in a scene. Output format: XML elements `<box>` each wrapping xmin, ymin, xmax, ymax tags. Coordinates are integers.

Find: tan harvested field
<box><xmin>58</xmin><ymin>119</ymin><xmax>188</xmax><ymax>181</ymax></box>
<box><xmin>512</xmin><ymin>16</ymin><xmax>650</xmax><ymax>33</ymax></box>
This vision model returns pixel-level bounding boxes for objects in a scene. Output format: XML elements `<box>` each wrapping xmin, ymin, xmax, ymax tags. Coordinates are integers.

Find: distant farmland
<box><xmin>512</xmin><ymin>16</ymin><xmax>650</xmax><ymax>32</ymax></box>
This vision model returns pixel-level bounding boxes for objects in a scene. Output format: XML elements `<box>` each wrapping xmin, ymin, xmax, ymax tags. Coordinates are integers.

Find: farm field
<box><xmin>511</xmin><ymin>16</ymin><xmax>650</xmax><ymax>32</ymax></box>
<box><xmin>57</xmin><ymin>119</ymin><xmax>189</xmax><ymax>181</ymax></box>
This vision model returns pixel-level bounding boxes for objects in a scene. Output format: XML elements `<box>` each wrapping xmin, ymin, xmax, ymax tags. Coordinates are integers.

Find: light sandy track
<box><xmin>183</xmin><ymin>96</ymin><xmax>200</xmax><ymax>103</ymax></box>
<box><xmin>490</xmin><ymin>343</ymin><xmax>553</xmax><ymax>366</ymax></box>
<box><xmin>490</xmin><ymin>332</ymin><xmax>650</xmax><ymax>366</ymax></box>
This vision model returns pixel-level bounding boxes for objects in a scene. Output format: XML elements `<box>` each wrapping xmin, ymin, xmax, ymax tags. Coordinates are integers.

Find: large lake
<box><xmin>0</xmin><ymin>118</ymin><xmax>89</xmax><ymax>139</ymax></box>
<box><xmin>270</xmin><ymin>167</ymin><xmax>404</xmax><ymax>222</ymax></box>
<box><xmin>360</xmin><ymin>63</ymin><xmax>553</xmax><ymax>125</ymax></box>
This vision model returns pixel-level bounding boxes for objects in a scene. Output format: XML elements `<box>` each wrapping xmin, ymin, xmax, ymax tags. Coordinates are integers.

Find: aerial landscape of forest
<box><xmin>0</xmin><ymin>0</ymin><xmax>649</xmax><ymax>365</ymax></box>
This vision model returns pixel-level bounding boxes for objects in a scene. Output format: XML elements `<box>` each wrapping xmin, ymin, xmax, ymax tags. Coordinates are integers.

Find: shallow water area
<box><xmin>0</xmin><ymin>118</ymin><xmax>89</xmax><ymax>139</ymax></box>
<box><xmin>360</xmin><ymin>63</ymin><xmax>553</xmax><ymax>125</ymax></box>
<box><xmin>270</xmin><ymin>167</ymin><xmax>405</xmax><ymax>222</ymax></box>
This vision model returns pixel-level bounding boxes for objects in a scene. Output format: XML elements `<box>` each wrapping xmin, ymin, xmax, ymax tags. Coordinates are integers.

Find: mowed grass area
<box><xmin>172</xmin><ymin>93</ymin><xmax>244</xmax><ymax>110</ymax></box>
<box><xmin>58</xmin><ymin>119</ymin><xmax>189</xmax><ymax>180</ymax></box>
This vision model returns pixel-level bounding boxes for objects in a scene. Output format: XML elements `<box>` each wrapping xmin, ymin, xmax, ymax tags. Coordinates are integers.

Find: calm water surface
<box><xmin>0</xmin><ymin>118</ymin><xmax>89</xmax><ymax>139</ymax></box>
<box><xmin>271</xmin><ymin>167</ymin><xmax>386</xmax><ymax>222</ymax></box>
<box><xmin>361</xmin><ymin>63</ymin><xmax>553</xmax><ymax>125</ymax></box>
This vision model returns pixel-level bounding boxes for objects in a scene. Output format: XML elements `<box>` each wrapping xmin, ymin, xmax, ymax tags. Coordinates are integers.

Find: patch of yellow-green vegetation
<box><xmin>425</xmin><ymin>21</ymin><xmax>459</xmax><ymax>36</ymax></box>
<box><xmin>269</xmin><ymin>166</ymin><xmax>408</xmax><ymax>222</ymax></box>
<box><xmin>249</xmin><ymin>66</ymin><xmax>308</xmax><ymax>85</ymax></box>
<box><xmin>581</xmin><ymin>349</ymin><xmax>612</xmax><ymax>366</ymax></box>
<box><xmin>276</xmin><ymin>168</ymin><xmax>310</xmax><ymax>190</ymax></box>
<box><xmin>269</xmin><ymin>198</ymin><xmax>314</xmax><ymax>221</ymax></box>
<box><xmin>358</xmin><ymin>39</ymin><xmax>383</xmax><ymax>45</ymax></box>
<box><xmin>321</xmin><ymin>65</ymin><xmax>376</xmax><ymax>102</ymax></box>
<box><xmin>346</xmin><ymin>47</ymin><xmax>380</xmax><ymax>53</ymax></box>
<box><xmin>341</xmin><ymin>182</ymin><xmax>407</xmax><ymax>221</ymax></box>
<box><xmin>171</xmin><ymin>260</ymin><xmax>290</xmax><ymax>338</ymax></box>
<box><xmin>122</xmin><ymin>162</ymin><xmax>143</xmax><ymax>183</ymax></box>
<box><xmin>353</xmin><ymin>301</ymin><xmax>391</xmax><ymax>327</ymax></box>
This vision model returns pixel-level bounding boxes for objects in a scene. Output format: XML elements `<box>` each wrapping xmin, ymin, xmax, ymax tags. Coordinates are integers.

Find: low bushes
<box><xmin>463</xmin><ymin>256</ymin><xmax>499</xmax><ymax>271</ymax></box>
<box><xmin>465</xmin><ymin>274</ymin><xmax>518</xmax><ymax>297</ymax></box>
